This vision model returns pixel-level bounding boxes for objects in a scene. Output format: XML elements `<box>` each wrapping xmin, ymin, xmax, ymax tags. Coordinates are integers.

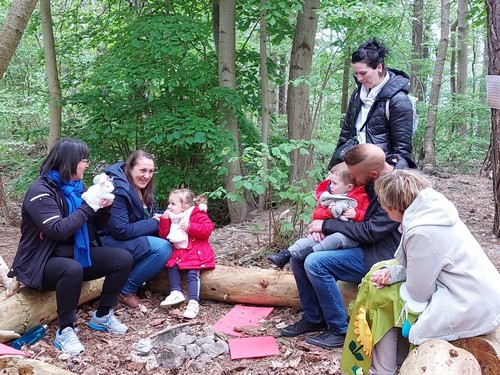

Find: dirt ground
<box><xmin>0</xmin><ymin>171</ymin><xmax>499</xmax><ymax>374</ymax></box>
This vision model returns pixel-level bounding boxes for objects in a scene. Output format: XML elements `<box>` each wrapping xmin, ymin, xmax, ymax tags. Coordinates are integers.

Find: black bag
<box><xmin>328</xmin><ymin>137</ymin><xmax>358</xmax><ymax>169</ymax></box>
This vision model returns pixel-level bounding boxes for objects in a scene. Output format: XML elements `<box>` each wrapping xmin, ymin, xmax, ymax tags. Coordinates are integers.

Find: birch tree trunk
<box><xmin>287</xmin><ymin>0</ymin><xmax>319</xmax><ymax>184</ymax></box>
<box><xmin>218</xmin><ymin>0</ymin><xmax>249</xmax><ymax>223</ymax></box>
<box><xmin>0</xmin><ymin>0</ymin><xmax>38</xmax><ymax>80</ymax></box>
<box><xmin>40</xmin><ymin>0</ymin><xmax>61</xmax><ymax>151</ymax></box>
<box><xmin>422</xmin><ymin>0</ymin><xmax>450</xmax><ymax>174</ymax></box>
<box><xmin>486</xmin><ymin>0</ymin><xmax>500</xmax><ymax>236</ymax></box>
<box><xmin>0</xmin><ymin>175</ymin><xmax>10</xmax><ymax>226</ymax></box>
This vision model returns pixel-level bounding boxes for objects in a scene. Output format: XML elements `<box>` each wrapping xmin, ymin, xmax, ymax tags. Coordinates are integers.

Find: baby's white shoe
<box><xmin>160</xmin><ymin>291</ymin><xmax>185</xmax><ymax>307</ymax></box>
<box><xmin>183</xmin><ymin>300</ymin><xmax>199</xmax><ymax>319</ymax></box>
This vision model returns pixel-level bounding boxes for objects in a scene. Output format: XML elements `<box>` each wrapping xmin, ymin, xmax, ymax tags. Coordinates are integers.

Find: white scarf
<box><xmin>355</xmin><ymin>72</ymin><xmax>390</xmax><ymax>144</ymax></box>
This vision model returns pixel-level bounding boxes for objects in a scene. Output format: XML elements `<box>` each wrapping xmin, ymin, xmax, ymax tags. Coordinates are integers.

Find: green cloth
<box><xmin>340</xmin><ymin>260</ymin><xmax>418</xmax><ymax>375</ymax></box>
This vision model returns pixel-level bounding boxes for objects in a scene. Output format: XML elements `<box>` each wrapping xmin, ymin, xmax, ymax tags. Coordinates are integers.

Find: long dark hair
<box><xmin>351</xmin><ymin>38</ymin><xmax>389</xmax><ymax>74</ymax></box>
<box><xmin>40</xmin><ymin>138</ymin><xmax>89</xmax><ymax>182</ymax></box>
<box><xmin>124</xmin><ymin>150</ymin><xmax>155</xmax><ymax>210</ymax></box>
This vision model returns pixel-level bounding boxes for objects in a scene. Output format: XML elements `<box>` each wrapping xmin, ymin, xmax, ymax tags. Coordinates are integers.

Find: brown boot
<box><xmin>119</xmin><ymin>293</ymin><xmax>144</xmax><ymax>308</ymax></box>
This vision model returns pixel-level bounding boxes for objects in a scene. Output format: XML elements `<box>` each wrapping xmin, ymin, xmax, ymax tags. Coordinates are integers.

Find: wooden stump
<box><xmin>450</xmin><ymin>328</ymin><xmax>500</xmax><ymax>375</ymax></box>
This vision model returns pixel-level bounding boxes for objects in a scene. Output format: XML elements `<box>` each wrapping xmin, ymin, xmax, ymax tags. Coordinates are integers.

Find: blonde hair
<box><xmin>375</xmin><ymin>169</ymin><xmax>432</xmax><ymax>213</ymax></box>
<box><xmin>169</xmin><ymin>189</ymin><xmax>207</xmax><ymax>210</ymax></box>
<box><xmin>329</xmin><ymin>162</ymin><xmax>356</xmax><ymax>186</ymax></box>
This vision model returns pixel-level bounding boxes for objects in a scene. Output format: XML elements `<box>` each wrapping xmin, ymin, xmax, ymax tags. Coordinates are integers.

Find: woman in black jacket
<box><xmin>8</xmin><ymin>138</ymin><xmax>133</xmax><ymax>356</ymax></box>
<box><xmin>328</xmin><ymin>39</ymin><xmax>415</xmax><ymax>170</ymax></box>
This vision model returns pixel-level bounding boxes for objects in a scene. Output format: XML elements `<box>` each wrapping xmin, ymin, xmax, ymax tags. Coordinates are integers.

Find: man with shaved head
<box><xmin>281</xmin><ymin>143</ymin><xmax>411</xmax><ymax>349</ymax></box>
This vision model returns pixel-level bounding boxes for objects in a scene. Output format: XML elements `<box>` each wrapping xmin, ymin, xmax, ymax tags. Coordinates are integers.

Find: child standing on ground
<box><xmin>159</xmin><ymin>189</ymin><xmax>215</xmax><ymax>319</ymax></box>
<box><xmin>268</xmin><ymin>162</ymin><xmax>369</xmax><ymax>269</ymax></box>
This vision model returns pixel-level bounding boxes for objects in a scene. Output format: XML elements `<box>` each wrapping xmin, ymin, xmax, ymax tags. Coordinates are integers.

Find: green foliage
<box><xmin>229</xmin><ymin>140</ymin><xmax>321</xmax><ymax>248</ymax></box>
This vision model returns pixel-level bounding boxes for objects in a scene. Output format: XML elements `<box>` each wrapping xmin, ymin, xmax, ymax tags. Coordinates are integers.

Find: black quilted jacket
<box><xmin>328</xmin><ymin>68</ymin><xmax>414</xmax><ymax>169</ymax></box>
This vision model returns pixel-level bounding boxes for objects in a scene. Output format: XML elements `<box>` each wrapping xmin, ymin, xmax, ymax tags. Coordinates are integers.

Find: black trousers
<box><xmin>41</xmin><ymin>246</ymin><xmax>133</xmax><ymax>326</ymax></box>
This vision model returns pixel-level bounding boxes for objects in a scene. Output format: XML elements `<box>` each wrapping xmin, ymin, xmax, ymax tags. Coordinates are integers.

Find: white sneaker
<box><xmin>54</xmin><ymin>327</ymin><xmax>85</xmax><ymax>355</ymax></box>
<box><xmin>183</xmin><ymin>300</ymin><xmax>200</xmax><ymax>319</ymax></box>
<box><xmin>88</xmin><ymin>309</ymin><xmax>128</xmax><ymax>334</ymax></box>
<box><xmin>160</xmin><ymin>291</ymin><xmax>186</xmax><ymax>307</ymax></box>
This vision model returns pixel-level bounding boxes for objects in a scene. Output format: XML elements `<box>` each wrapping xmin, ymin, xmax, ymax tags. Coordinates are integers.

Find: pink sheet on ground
<box><xmin>0</xmin><ymin>343</ymin><xmax>30</xmax><ymax>357</ymax></box>
<box><xmin>212</xmin><ymin>305</ymin><xmax>274</xmax><ymax>336</ymax></box>
<box><xmin>228</xmin><ymin>336</ymin><xmax>280</xmax><ymax>359</ymax></box>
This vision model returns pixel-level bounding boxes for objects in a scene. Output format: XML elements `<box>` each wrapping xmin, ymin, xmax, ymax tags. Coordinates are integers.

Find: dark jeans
<box><xmin>168</xmin><ymin>265</ymin><xmax>200</xmax><ymax>302</ymax></box>
<box><xmin>42</xmin><ymin>246</ymin><xmax>133</xmax><ymax>326</ymax></box>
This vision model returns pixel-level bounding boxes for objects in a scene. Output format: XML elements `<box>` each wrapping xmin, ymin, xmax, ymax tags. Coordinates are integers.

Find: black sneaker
<box><xmin>267</xmin><ymin>249</ymin><xmax>292</xmax><ymax>269</ymax></box>
<box><xmin>280</xmin><ymin>317</ymin><xmax>327</xmax><ymax>337</ymax></box>
<box><xmin>305</xmin><ymin>329</ymin><xmax>346</xmax><ymax>349</ymax></box>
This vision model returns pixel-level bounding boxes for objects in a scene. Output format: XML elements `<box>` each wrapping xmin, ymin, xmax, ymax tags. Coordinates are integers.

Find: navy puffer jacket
<box><xmin>328</xmin><ymin>68</ymin><xmax>414</xmax><ymax>169</ymax></box>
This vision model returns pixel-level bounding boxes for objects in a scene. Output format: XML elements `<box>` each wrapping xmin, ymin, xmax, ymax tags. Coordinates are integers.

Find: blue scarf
<box><xmin>46</xmin><ymin>170</ymin><xmax>92</xmax><ymax>268</ymax></box>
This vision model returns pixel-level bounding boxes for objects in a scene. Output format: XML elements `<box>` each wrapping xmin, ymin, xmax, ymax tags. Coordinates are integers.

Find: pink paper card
<box><xmin>213</xmin><ymin>305</ymin><xmax>274</xmax><ymax>336</ymax></box>
<box><xmin>0</xmin><ymin>343</ymin><xmax>30</xmax><ymax>357</ymax></box>
<box><xmin>228</xmin><ymin>336</ymin><xmax>280</xmax><ymax>359</ymax></box>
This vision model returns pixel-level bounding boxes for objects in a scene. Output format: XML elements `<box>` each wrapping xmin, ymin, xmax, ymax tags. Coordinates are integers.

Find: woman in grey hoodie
<box><xmin>341</xmin><ymin>169</ymin><xmax>500</xmax><ymax>375</ymax></box>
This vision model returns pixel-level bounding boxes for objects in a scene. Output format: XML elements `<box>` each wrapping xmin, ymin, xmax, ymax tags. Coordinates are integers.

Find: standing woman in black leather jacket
<box><xmin>328</xmin><ymin>39</ymin><xmax>415</xmax><ymax>170</ymax></box>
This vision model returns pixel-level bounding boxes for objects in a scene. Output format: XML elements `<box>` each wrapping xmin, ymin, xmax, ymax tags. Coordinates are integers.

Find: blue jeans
<box><xmin>290</xmin><ymin>248</ymin><xmax>366</xmax><ymax>334</ymax></box>
<box><xmin>122</xmin><ymin>236</ymin><xmax>172</xmax><ymax>294</ymax></box>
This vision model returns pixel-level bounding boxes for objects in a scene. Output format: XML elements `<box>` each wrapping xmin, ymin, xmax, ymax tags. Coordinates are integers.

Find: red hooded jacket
<box><xmin>159</xmin><ymin>206</ymin><xmax>215</xmax><ymax>270</ymax></box>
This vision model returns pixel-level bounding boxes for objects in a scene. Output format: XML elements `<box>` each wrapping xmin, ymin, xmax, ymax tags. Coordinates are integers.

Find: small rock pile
<box><xmin>130</xmin><ymin>326</ymin><xmax>229</xmax><ymax>371</ymax></box>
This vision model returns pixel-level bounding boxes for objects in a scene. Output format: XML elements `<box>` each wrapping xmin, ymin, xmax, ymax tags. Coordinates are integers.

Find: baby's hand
<box><xmin>180</xmin><ymin>220</ymin><xmax>189</xmax><ymax>231</ymax></box>
<box><xmin>161</xmin><ymin>210</ymin><xmax>170</xmax><ymax>219</ymax></box>
<box><xmin>343</xmin><ymin>207</ymin><xmax>356</xmax><ymax>220</ymax></box>
<box><xmin>370</xmin><ymin>268</ymin><xmax>391</xmax><ymax>288</ymax></box>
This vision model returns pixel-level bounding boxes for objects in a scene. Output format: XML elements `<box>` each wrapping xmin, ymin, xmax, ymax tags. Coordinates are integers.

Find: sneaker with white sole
<box><xmin>54</xmin><ymin>327</ymin><xmax>85</xmax><ymax>355</ymax></box>
<box><xmin>183</xmin><ymin>300</ymin><xmax>199</xmax><ymax>319</ymax></box>
<box><xmin>88</xmin><ymin>309</ymin><xmax>128</xmax><ymax>334</ymax></box>
<box><xmin>160</xmin><ymin>290</ymin><xmax>186</xmax><ymax>307</ymax></box>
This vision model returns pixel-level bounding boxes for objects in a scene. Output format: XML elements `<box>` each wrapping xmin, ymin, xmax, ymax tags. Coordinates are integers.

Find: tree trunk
<box><xmin>0</xmin><ymin>0</ymin><xmax>38</xmax><ymax>80</ymax></box>
<box><xmin>218</xmin><ymin>0</ymin><xmax>249</xmax><ymax>223</ymax></box>
<box><xmin>450</xmin><ymin>329</ymin><xmax>500</xmax><ymax>375</ymax></box>
<box><xmin>486</xmin><ymin>0</ymin><xmax>500</xmax><ymax>236</ymax></box>
<box><xmin>0</xmin><ymin>175</ymin><xmax>10</xmax><ymax>226</ymax></box>
<box><xmin>287</xmin><ymin>0</ymin><xmax>320</xmax><ymax>184</ymax></box>
<box><xmin>212</xmin><ymin>0</ymin><xmax>219</xmax><ymax>58</ymax></box>
<box><xmin>456</xmin><ymin>0</ymin><xmax>469</xmax><ymax>138</ymax></box>
<box><xmin>258</xmin><ymin>0</ymin><xmax>270</xmax><ymax>211</ymax></box>
<box><xmin>411</xmin><ymin>0</ymin><xmax>425</xmax><ymax>100</ymax></box>
<box><xmin>340</xmin><ymin>57</ymin><xmax>350</xmax><ymax>115</ymax></box>
<box><xmin>450</xmin><ymin>20</ymin><xmax>457</xmax><ymax>99</ymax></box>
<box><xmin>40</xmin><ymin>0</ymin><xmax>62</xmax><ymax>151</ymax></box>
<box><xmin>422</xmin><ymin>0</ymin><xmax>450</xmax><ymax>174</ymax></box>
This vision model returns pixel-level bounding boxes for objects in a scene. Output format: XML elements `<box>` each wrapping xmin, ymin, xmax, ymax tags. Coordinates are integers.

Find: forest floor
<box><xmin>0</xmin><ymin>169</ymin><xmax>499</xmax><ymax>374</ymax></box>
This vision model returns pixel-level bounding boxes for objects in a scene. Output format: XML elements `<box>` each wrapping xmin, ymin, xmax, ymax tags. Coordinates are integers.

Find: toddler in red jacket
<box><xmin>159</xmin><ymin>189</ymin><xmax>215</xmax><ymax>319</ymax></box>
<box><xmin>268</xmin><ymin>162</ymin><xmax>369</xmax><ymax>269</ymax></box>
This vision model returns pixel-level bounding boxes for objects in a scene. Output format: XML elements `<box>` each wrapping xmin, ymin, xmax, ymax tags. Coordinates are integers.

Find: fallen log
<box><xmin>0</xmin><ymin>356</ymin><xmax>77</xmax><ymax>374</ymax></box>
<box><xmin>1</xmin><ymin>265</ymin><xmax>359</xmax><ymax>335</ymax></box>
<box><xmin>148</xmin><ymin>264</ymin><xmax>359</xmax><ymax>310</ymax></box>
<box><xmin>0</xmin><ymin>279</ymin><xmax>104</xmax><ymax>335</ymax></box>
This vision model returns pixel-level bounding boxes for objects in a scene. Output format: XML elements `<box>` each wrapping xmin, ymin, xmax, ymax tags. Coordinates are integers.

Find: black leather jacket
<box><xmin>328</xmin><ymin>68</ymin><xmax>414</xmax><ymax>170</ymax></box>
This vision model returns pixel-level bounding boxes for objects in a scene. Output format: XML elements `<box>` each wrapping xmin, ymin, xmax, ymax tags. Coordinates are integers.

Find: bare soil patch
<box><xmin>0</xmin><ymin>171</ymin><xmax>498</xmax><ymax>374</ymax></box>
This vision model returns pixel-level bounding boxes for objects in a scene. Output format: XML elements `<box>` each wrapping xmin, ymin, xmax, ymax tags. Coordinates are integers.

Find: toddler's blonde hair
<box><xmin>329</xmin><ymin>162</ymin><xmax>356</xmax><ymax>186</ymax></box>
<box><xmin>170</xmin><ymin>189</ymin><xmax>207</xmax><ymax>211</ymax></box>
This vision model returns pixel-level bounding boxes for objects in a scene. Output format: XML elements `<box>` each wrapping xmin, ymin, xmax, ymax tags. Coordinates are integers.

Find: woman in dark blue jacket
<box><xmin>100</xmin><ymin>150</ymin><xmax>172</xmax><ymax>308</ymax></box>
<box><xmin>328</xmin><ymin>39</ymin><xmax>415</xmax><ymax>170</ymax></box>
<box><xmin>8</xmin><ymin>138</ymin><xmax>133</xmax><ymax>355</ymax></box>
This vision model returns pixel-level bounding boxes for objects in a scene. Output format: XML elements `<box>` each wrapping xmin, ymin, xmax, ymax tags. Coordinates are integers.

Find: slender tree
<box><xmin>486</xmin><ymin>0</ymin><xmax>500</xmax><ymax>235</ymax></box>
<box><xmin>40</xmin><ymin>0</ymin><xmax>61</xmax><ymax>151</ymax></box>
<box><xmin>422</xmin><ymin>0</ymin><xmax>451</xmax><ymax>173</ymax></box>
<box><xmin>287</xmin><ymin>0</ymin><xmax>320</xmax><ymax>184</ymax></box>
<box><xmin>456</xmin><ymin>0</ymin><xmax>469</xmax><ymax>138</ymax></box>
<box><xmin>411</xmin><ymin>0</ymin><xmax>425</xmax><ymax>100</ymax></box>
<box><xmin>218</xmin><ymin>0</ymin><xmax>249</xmax><ymax>223</ymax></box>
<box><xmin>0</xmin><ymin>0</ymin><xmax>38</xmax><ymax>80</ymax></box>
<box><xmin>258</xmin><ymin>0</ymin><xmax>270</xmax><ymax>210</ymax></box>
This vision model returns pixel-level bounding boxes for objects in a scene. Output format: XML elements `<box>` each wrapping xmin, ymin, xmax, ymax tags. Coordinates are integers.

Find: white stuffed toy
<box><xmin>82</xmin><ymin>173</ymin><xmax>115</xmax><ymax>212</ymax></box>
